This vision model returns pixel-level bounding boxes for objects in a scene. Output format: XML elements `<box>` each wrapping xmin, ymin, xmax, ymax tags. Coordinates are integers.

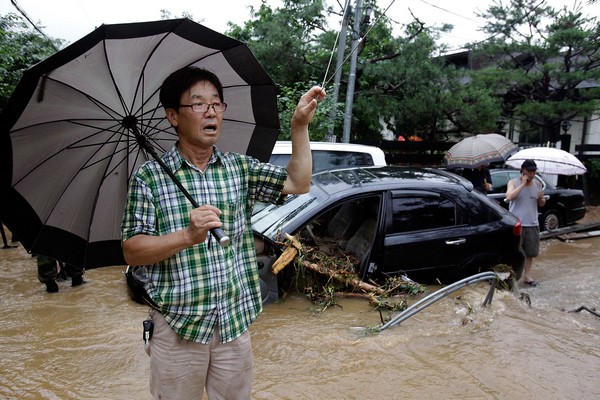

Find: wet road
<box><xmin>0</xmin><ymin>234</ymin><xmax>598</xmax><ymax>399</ymax></box>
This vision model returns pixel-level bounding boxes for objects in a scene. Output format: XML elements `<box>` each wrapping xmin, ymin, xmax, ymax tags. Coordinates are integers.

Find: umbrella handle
<box><xmin>135</xmin><ymin>132</ymin><xmax>230</xmax><ymax>247</ymax></box>
<box><xmin>152</xmin><ymin>154</ymin><xmax>231</xmax><ymax>247</ymax></box>
<box><xmin>210</xmin><ymin>227</ymin><xmax>231</xmax><ymax>247</ymax></box>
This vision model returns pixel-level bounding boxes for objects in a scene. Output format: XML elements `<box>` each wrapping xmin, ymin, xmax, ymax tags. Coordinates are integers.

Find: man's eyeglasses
<box><xmin>179</xmin><ymin>102</ymin><xmax>228</xmax><ymax>113</ymax></box>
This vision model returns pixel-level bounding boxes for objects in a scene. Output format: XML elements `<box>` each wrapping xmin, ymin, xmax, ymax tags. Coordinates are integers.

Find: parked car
<box><xmin>487</xmin><ymin>169</ymin><xmax>586</xmax><ymax>231</ymax></box>
<box><xmin>252</xmin><ymin>166</ymin><xmax>525</xmax><ymax>301</ymax></box>
<box><xmin>268</xmin><ymin>141</ymin><xmax>387</xmax><ymax>173</ymax></box>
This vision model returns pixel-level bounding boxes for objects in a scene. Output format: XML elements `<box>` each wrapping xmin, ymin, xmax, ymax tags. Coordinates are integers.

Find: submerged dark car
<box><xmin>253</xmin><ymin>166</ymin><xmax>525</xmax><ymax>300</ymax></box>
<box><xmin>487</xmin><ymin>169</ymin><xmax>586</xmax><ymax>231</ymax></box>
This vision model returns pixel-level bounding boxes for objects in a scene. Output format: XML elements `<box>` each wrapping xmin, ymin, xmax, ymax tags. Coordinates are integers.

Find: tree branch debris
<box><xmin>271</xmin><ymin>234</ymin><xmax>425</xmax><ymax>314</ymax></box>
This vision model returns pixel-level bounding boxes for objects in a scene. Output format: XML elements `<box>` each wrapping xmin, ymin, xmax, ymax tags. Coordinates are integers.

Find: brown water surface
<box><xmin>1</xmin><ymin>234</ymin><xmax>598</xmax><ymax>399</ymax></box>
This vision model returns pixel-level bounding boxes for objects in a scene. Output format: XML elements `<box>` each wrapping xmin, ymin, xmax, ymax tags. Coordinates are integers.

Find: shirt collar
<box><xmin>162</xmin><ymin>142</ymin><xmax>224</xmax><ymax>172</ymax></box>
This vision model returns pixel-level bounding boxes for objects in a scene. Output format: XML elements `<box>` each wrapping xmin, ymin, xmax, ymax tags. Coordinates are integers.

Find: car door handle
<box><xmin>445</xmin><ymin>238</ymin><xmax>466</xmax><ymax>245</ymax></box>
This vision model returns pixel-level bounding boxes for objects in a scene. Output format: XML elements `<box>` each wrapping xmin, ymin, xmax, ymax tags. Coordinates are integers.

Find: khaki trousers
<box><xmin>147</xmin><ymin>312</ymin><xmax>253</xmax><ymax>400</ymax></box>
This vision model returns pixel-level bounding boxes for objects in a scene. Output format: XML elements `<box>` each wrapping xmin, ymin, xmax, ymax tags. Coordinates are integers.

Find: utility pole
<box><xmin>325</xmin><ymin>6</ymin><xmax>351</xmax><ymax>143</ymax></box>
<box><xmin>341</xmin><ymin>0</ymin><xmax>363</xmax><ymax>144</ymax></box>
<box><xmin>341</xmin><ymin>0</ymin><xmax>371</xmax><ymax>143</ymax></box>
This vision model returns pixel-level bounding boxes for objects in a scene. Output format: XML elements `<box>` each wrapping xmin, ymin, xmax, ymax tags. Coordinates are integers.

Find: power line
<box><xmin>415</xmin><ymin>0</ymin><xmax>558</xmax><ymax>53</ymax></box>
<box><xmin>418</xmin><ymin>0</ymin><xmax>480</xmax><ymax>23</ymax></box>
<box><xmin>9</xmin><ymin>0</ymin><xmax>59</xmax><ymax>50</ymax></box>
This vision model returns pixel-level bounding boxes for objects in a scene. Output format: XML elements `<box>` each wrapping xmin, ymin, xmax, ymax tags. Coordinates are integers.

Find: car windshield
<box><xmin>252</xmin><ymin>190</ymin><xmax>325</xmax><ymax>237</ymax></box>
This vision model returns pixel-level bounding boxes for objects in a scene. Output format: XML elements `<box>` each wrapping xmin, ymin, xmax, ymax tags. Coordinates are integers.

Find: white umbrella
<box><xmin>444</xmin><ymin>133</ymin><xmax>518</xmax><ymax>168</ymax></box>
<box><xmin>505</xmin><ymin>147</ymin><xmax>587</xmax><ymax>175</ymax></box>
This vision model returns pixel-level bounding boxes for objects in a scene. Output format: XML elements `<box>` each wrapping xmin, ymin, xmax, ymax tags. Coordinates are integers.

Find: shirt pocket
<box><xmin>220</xmin><ymin>198</ymin><xmax>246</xmax><ymax>241</ymax></box>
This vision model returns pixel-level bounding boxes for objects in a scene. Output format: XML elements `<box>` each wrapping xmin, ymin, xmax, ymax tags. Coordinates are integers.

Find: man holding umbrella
<box><xmin>121</xmin><ymin>66</ymin><xmax>325</xmax><ymax>399</ymax></box>
<box><xmin>462</xmin><ymin>164</ymin><xmax>493</xmax><ymax>194</ymax></box>
<box><xmin>505</xmin><ymin>159</ymin><xmax>546</xmax><ymax>287</ymax></box>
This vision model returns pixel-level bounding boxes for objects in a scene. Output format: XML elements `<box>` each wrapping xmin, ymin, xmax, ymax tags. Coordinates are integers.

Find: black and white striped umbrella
<box><xmin>0</xmin><ymin>18</ymin><xmax>279</xmax><ymax>268</ymax></box>
<box><xmin>444</xmin><ymin>133</ymin><xmax>518</xmax><ymax>169</ymax></box>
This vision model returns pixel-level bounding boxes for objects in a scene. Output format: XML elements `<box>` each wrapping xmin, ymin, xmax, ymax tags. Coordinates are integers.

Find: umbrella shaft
<box><xmin>157</xmin><ymin>156</ymin><xmax>230</xmax><ymax>247</ymax></box>
<box><xmin>137</xmin><ymin>136</ymin><xmax>230</xmax><ymax>247</ymax></box>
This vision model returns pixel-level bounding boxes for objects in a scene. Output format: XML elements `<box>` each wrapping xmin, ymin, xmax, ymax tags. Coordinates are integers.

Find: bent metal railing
<box><xmin>378</xmin><ymin>271</ymin><xmax>499</xmax><ymax>331</ymax></box>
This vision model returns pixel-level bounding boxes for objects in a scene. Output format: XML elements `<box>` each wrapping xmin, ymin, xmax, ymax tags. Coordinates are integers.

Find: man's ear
<box><xmin>165</xmin><ymin>108</ymin><xmax>178</xmax><ymax>128</ymax></box>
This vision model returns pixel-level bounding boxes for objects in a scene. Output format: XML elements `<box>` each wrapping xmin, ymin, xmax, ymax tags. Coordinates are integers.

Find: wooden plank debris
<box><xmin>540</xmin><ymin>222</ymin><xmax>600</xmax><ymax>240</ymax></box>
<box><xmin>271</xmin><ymin>233</ymin><xmax>302</xmax><ymax>274</ymax></box>
<box><xmin>557</xmin><ymin>230</ymin><xmax>600</xmax><ymax>241</ymax></box>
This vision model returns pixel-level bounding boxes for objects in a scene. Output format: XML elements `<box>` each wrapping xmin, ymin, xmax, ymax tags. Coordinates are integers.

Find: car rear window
<box><xmin>268</xmin><ymin>154</ymin><xmax>291</xmax><ymax>167</ymax></box>
<box><xmin>269</xmin><ymin>151</ymin><xmax>375</xmax><ymax>173</ymax></box>
<box><xmin>312</xmin><ymin>150</ymin><xmax>374</xmax><ymax>172</ymax></box>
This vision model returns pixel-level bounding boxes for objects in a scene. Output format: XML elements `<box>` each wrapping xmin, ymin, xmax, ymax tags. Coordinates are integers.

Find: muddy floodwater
<box><xmin>0</xmin><ymin>232</ymin><xmax>598</xmax><ymax>399</ymax></box>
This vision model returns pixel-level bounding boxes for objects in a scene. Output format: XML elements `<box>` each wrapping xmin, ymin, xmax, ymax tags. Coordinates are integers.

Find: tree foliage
<box><xmin>227</xmin><ymin>0</ymin><xmax>334</xmax><ymax>139</ymax></box>
<box><xmin>0</xmin><ymin>13</ymin><xmax>60</xmax><ymax>111</ymax></box>
<box><xmin>472</xmin><ymin>0</ymin><xmax>600</xmax><ymax>143</ymax></box>
<box><xmin>227</xmin><ymin>0</ymin><xmax>508</xmax><ymax>142</ymax></box>
<box><xmin>227</xmin><ymin>0</ymin><xmax>329</xmax><ymax>87</ymax></box>
<box><xmin>224</xmin><ymin>0</ymin><xmax>599</xmax><ymax>144</ymax></box>
<box><xmin>2</xmin><ymin>0</ymin><xmax>599</xmax><ymax>146</ymax></box>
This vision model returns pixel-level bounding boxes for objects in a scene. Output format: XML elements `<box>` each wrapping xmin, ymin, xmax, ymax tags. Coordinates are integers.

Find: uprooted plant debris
<box><xmin>271</xmin><ymin>234</ymin><xmax>519</xmax><ymax>320</ymax></box>
<box><xmin>272</xmin><ymin>234</ymin><xmax>426</xmax><ymax>317</ymax></box>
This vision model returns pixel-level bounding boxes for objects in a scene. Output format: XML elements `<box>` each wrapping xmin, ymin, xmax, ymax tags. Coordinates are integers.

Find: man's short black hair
<box><xmin>521</xmin><ymin>159</ymin><xmax>537</xmax><ymax>171</ymax></box>
<box><xmin>159</xmin><ymin>66</ymin><xmax>224</xmax><ymax>110</ymax></box>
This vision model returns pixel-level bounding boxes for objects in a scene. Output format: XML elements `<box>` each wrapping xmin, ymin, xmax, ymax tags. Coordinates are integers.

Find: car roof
<box><xmin>252</xmin><ymin>166</ymin><xmax>476</xmax><ymax>236</ymax></box>
<box><xmin>272</xmin><ymin>141</ymin><xmax>386</xmax><ymax>164</ymax></box>
<box><xmin>311</xmin><ymin>166</ymin><xmax>469</xmax><ymax>196</ymax></box>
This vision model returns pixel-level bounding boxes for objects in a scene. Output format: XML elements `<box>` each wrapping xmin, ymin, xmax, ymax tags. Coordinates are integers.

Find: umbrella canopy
<box><xmin>0</xmin><ymin>18</ymin><xmax>280</xmax><ymax>268</ymax></box>
<box><xmin>505</xmin><ymin>147</ymin><xmax>587</xmax><ymax>175</ymax></box>
<box><xmin>444</xmin><ymin>133</ymin><xmax>518</xmax><ymax>169</ymax></box>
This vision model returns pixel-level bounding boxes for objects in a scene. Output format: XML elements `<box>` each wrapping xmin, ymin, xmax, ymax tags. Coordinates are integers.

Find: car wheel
<box><xmin>541</xmin><ymin>209</ymin><xmax>562</xmax><ymax>231</ymax></box>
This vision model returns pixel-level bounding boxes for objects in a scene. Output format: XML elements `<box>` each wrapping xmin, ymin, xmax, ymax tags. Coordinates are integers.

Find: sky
<box><xmin>2</xmin><ymin>0</ymin><xmax>599</xmax><ymax>52</ymax></box>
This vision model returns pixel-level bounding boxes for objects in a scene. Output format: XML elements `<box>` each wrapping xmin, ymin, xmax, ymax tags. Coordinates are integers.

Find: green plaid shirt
<box><xmin>121</xmin><ymin>143</ymin><xmax>287</xmax><ymax>344</ymax></box>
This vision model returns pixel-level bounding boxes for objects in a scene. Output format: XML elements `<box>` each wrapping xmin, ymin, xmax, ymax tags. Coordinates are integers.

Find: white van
<box><xmin>269</xmin><ymin>141</ymin><xmax>387</xmax><ymax>173</ymax></box>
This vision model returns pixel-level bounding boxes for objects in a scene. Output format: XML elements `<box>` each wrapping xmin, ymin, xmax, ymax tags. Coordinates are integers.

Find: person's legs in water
<box><xmin>520</xmin><ymin>227</ymin><xmax>540</xmax><ymax>286</ymax></box>
<box><xmin>64</xmin><ymin>263</ymin><xmax>86</xmax><ymax>286</ymax></box>
<box><xmin>37</xmin><ymin>255</ymin><xmax>59</xmax><ymax>293</ymax></box>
